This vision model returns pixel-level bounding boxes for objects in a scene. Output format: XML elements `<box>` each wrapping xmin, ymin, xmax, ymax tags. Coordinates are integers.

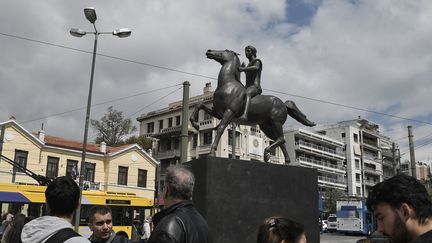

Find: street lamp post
<box><xmin>70</xmin><ymin>7</ymin><xmax>131</xmax><ymax>232</ymax></box>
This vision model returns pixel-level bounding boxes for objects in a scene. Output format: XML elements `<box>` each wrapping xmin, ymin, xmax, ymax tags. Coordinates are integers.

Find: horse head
<box><xmin>206</xmin><ymin>49</ymin><xmax>241</xmax><ymax>81</ymax></box>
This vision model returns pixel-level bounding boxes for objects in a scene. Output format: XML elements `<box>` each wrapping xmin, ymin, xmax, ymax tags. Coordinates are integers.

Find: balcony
<box><xmin>318</xmin><ymin>176</ymin><xmax>347</xmax><ymax>189</ymax></box>
<box><xmin>199</xmin><ymin>119</ymin><xmax>215</xmax><ymax>130</ymax></box>
<box><xmin>363</xmin><ymin>167</ymin><xmax>381</xmax><ymax>175</ymax></box>
<box><xmin>297</xmin><ymin>157</ymin><xmax>345</xmax><ymax>174</ymax></box>
<box><xmin>155</xmin><ymin>149</ymin><xmax>180</xmax><ymax>160</ymax></box>
<box><xmin>364</xmin><ymin>179</ymin><xmax>379</xmax><ymax>187</ymax></box>
<box><xmin>296</xmin><ymin>140</ymin><xmax>345</xmax><ymax>159</ymax></box>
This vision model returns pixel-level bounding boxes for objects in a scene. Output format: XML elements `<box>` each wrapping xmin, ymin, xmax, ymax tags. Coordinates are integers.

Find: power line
<box><xmin>2</xmin><ymin>32</ymin><xmax>432</xmax><ymax>127</ymax></box>
<box><xmin>127</xmin><ymin>87</ymin><xmax>183</xmax><ymax>118</ymax></box>
<box><xmin>264</xmin><ymin>88</ymin><xmax>432</xmax><ymax>126</ymax></box>
<box><xmin>21</xmin><ymin>84</ymin><xmax>181</xmax><ymax>124</ymax></box>
<box><xmin>0</xmin><ymin>32</ymin><xmax>216</xmax><ymax>81</ymax></box>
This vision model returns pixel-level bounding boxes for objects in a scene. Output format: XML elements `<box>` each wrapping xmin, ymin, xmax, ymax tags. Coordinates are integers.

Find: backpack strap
<box><xmin>45</xmin><ymin>228</ymin><xmax>81</xmax><ymax>243</ymax></box>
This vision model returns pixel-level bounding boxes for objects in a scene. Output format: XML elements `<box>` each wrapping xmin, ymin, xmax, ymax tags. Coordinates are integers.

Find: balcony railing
<box><xmin>296</xmin><ymin>140</ymin><xmax>345</xmax><ymax>157</ymax></box>
<box><xmin>318</xmin><ymin>176</ymin><xmax>346</xmax><ymax>186</ymax></box>
<box><xmin>297</xmin><ymin>157</ymin><xmax>345</xmax><ymax>173</ymax></box>
<box><xmin>364</xmin><ymin>167</ymin><xmax>381</xmax><ymax>175</ymax></box>
<box><xmin>156</xmin><ymin>149</ymin><xmax>181</xmax><ymax>159</ymax></box>
<box><xmin>364</xmin><ymin>179</ymin><xmax>378</xmax><ymax>187</ymax></box>
<box><xmin>83</xmin><ymin>180</ymin><xmax>100</xmax><ymax>190</ymax></box>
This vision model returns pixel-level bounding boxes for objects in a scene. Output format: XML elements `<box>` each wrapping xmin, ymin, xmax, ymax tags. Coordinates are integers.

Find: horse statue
<box><xmin>189</xmin><ymin>49</ymin><xmax>315</xmax><ymax>163</ymax></box>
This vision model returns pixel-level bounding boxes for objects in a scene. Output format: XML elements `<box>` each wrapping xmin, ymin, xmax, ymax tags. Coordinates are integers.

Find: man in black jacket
<box><xmin>148</xmin><ymin>165</ymin><xmax>210</xmax><ymax>243</ymax></box>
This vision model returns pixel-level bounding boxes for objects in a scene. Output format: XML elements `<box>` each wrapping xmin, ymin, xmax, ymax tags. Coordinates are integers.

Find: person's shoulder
<box><xmin>64</xmin><ymin>235</ymin><xmax>91</xmax><ymax>243</ymax></box>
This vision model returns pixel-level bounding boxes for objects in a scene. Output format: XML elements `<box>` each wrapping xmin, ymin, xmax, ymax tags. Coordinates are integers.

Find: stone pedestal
<box><xmin>186</xmin><ymin>157</ymin><xmax>319</xmax><ymax>243</ymax></box>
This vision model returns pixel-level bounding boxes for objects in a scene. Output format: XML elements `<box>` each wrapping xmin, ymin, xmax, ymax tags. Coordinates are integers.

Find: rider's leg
<box><xmin>239</xmin><ymin>94</ymin><xmax>251</xmax><ymax>120</ymax></box>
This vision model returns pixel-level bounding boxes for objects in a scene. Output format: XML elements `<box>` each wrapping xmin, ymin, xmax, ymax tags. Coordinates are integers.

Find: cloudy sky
<box><xmin>1</xmin><ymin>0</ymin><xmax>432</xmax><ymax>164</ymax></box>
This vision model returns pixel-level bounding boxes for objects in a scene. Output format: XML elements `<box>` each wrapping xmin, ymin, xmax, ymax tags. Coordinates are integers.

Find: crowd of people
<box><xmin>1</xmin><ymin>165</ymin><xmax>431</xmax><ymax>243</ymax></box>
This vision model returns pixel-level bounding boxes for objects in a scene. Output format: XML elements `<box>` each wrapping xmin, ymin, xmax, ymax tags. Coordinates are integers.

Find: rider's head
<box><xmin>245</xmin><ymin>45</ymin><xmax>257</xmax><ymax>56</ymax></box>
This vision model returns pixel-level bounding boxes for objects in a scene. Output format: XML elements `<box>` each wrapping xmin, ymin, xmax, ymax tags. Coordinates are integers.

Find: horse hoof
<box><xmin>191</xmin><ymin>123</ymin><xmax>200</xmax><ymax>131</ymax></box>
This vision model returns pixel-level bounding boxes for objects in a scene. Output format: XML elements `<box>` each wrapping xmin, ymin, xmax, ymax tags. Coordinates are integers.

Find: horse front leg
<box><xmin>209</xmin><ymin>109</ymin><xmax>235</xmax><ymax>157</ymax></box>
<box><xmin>189</xmin><ymin>103</ymin><xmax>215</xmax><ymax>130</ymax></box>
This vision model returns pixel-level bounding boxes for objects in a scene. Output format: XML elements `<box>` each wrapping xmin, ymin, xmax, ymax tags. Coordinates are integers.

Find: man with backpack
<box><xmin>21</xmin><ymin>176</ymin><xmax>90</xmax><ymax>243</ymax></box>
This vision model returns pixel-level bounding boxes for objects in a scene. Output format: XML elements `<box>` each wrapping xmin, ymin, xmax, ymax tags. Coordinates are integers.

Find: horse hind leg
<box><xmin>209</xmin><ymin>109</ymin><xmax>235</xmax><ymax>157</ymax></box>
<box><xmin>261</xmin><ymin>123</ymin><xmax>290</xmax><ymax>163</ymax></box>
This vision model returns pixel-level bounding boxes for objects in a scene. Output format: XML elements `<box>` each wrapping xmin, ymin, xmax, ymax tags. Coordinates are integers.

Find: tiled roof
<box><xmin>33</xmin><ymin>133</ymin><xmax>136</xmax><ymax>154</ymax></box>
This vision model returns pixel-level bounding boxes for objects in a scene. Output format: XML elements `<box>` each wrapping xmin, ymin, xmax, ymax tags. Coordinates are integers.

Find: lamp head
<box><xmin>70</xmin><ymin>28</ymin><xmax>86</xmax><ymax>37</ymax></box>
<box><xmin>113</xmin><ymin>28</ymin><xmax>132</xmax><ymax>38</ymax></box>
<box><xmin>84</xmin><ymin>7</ymin><xmax>97</xmax><ymax>23</ymax></box>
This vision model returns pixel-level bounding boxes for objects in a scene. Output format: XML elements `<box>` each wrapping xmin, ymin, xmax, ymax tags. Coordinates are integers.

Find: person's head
<box><xmin>88</xmin><ymin>205</ymin><xmax>113</xmax><ymax>240</ymax></box>
<box><xmin>4</xmin><ymin>213</ymin><xmax>26</xmax><ymax>243</ymax></box>
<box><xmin>366</xmin><ymin>174</ymin><xmax>432</xmax><ymax>242</ymax></box>
<box><xmin>163</xmin><ymin>165</ymin><xmax>195</xmax><ymax>205</ymax></box>
<box><xmin>245</xmin><ymin>45</ymin><xmax>257</xmax><ymax>58</ymax></box>
<box><xmin>45</xmin><ymin>176</ymin><xmax>80</xmax><ymax>217</ymax></box>
<box><xmin>257</xmin><ymin>217</ymin><xmax>306</xmax><ymax>243</ymax></box>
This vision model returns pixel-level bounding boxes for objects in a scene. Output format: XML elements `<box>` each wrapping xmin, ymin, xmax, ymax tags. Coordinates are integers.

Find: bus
<box><xmin>336</xmin><ymin>198</ymin><xmax>375</xmax><ymax>235</ymax></box>
<box><xmin>0</xmin><ymin>183</ymin><xmax>154</xmax><ymax>239</ymax></box>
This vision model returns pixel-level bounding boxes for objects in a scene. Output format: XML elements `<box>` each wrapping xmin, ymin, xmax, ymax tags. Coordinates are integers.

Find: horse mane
<box><xmin>229</xmin><ymin>50</ymin><xmax>241</xmax><ymax>82</ymax></box>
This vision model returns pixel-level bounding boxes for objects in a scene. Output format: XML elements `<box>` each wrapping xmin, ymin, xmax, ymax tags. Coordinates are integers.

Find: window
<box><xmin>166</xmin><ymin>139</ymin><xmax>171</xmax><ymax>150</ymax></box>
<box><xmin>13</xmin><ymin>150</ymin><xmax>28</xmax><ymax>173</ymax></box>
<box><xmin>175</xmin><ymin>115</ymin><xmax>181</xmax><ymax>125</ymax></box>
<box><xmin>66</xmin><ymin>159</ymin><xmax>78</xmax><ymax>178</ymax></box>
<box><xmin>174</xmin><ymin>138</ymin><xmax>180</xmax><ymax>149</ymax></box>
<box><xmin>168</xmin><ymin>118</ymin><xmax>173</xmax><ymax>127</ymax></box>
<box><xmin>202</xmin><ymin>131</ymin><xmax>212</xmax><ymax>145</ymax></box>
<box><xmin>138</xmin><ymin>169</ymin><xmax>147</xmax><ymax>188</ymax></box>
<box><xmin>355</xmin><ymin>159</ymin><xmax>360</xmax><ymax>169</ymax></box>
<box><xmin>204</xmin><ymin>112</ymin><xmax>212</xmax><ymax>120</ymax></box>
<box><xmin>118</xmin><ymin>166</ymin><xmax>128</xmax><ymax>185</ymax></box>
<box><xmin>354</xmin><ymin>133</ymin><xmax>359</xmax><ymax>143</ymax></box>
<box><xmin>159</xmin><ymin>120</ymin><xmax>164</xmax><ymax>131</ymax></box>
<box><xmin>341</xmin><ymin>132</ymin><xmax>346</xmax><ymax>138</ymax></box>
<box><xmin>228</xmin><ymin>130</ymin><xmax>240</xmax><ymax>148</ymax></box>
<box><xmin>356</xmin><ymin>187</ymin><xmax>361</xmax><ymax>195</ymax></box>
<box><xmin>147</xmin><ymin>122</ymin><xmax>154</xmax><ymax>133</ymax></box>
<box><xmin>355</xmin><ymin>173</ymin><xmax>361</xmax><ymax>182</ymax></box>
<box><xmin>46</xmin><ymin>156</ymin><xmax>59</xmax><ymax>179</ymax></box>
<box><xmin>193</xmin><ymin>134</ymin><xmax>198</xmax><ymax>148</ymax></box>
<box><xmin>84</xmin><ymin>162</ymin><xmax>95</xmax><ymax>182</ymax></box>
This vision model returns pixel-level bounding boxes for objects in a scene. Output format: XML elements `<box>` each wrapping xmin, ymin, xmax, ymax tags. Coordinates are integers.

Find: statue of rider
<box><xmin>238</xmin><ymin>45</ymin><xmax>262</xmax><ymax>121</ymax></box>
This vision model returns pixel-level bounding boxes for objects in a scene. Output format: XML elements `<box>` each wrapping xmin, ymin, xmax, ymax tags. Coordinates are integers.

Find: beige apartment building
<box><xmin>0</xmin><ymin>119</ymin><xmax>157</xmax><ymax>200</ymax></box>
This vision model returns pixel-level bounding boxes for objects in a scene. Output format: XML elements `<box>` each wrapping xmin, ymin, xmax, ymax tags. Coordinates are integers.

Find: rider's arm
<box><xmin>239</xmin><ymin>60</ymin><xmax>261</xmax><ymax>72</ymax></box>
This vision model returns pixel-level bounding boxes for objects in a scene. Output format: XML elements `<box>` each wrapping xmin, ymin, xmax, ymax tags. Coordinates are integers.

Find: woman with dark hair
<box><xmin>257</xmin><ymin>217</ymin><xmax>307</xmax><ymax>243</ymax></box>
<box><xmin>2</xmin><ymin>213</ymin><xmax>26</xmax><ymax>243</ymax></box>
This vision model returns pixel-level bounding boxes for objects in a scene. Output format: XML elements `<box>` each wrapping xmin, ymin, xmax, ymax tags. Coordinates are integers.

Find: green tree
<box><xmin>125</xmin><ymin>135</ymin><xmax>153</xmax><ymax>151</ymax></box>
<box><xmin>91</xmin><ymin>106</ymin><xmax>137</xmax><ymax>146</ymax></box>
<box><xmin>324</xmin><ymin>188</ymin><xmax>346</xmax><ymax>215</ymax></box>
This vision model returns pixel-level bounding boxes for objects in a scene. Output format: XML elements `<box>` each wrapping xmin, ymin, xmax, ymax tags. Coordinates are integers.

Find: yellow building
<box><xmin>0</xmin><ymin>119</ymin><xmax>157</xmax><ymax>200</ymax></box>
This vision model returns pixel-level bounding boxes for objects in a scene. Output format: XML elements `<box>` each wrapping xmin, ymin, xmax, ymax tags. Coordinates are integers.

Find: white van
<box><xmin>327</xmin><ymin>214</ymin><xmax>337</xmax><ymax>233</ymax></box>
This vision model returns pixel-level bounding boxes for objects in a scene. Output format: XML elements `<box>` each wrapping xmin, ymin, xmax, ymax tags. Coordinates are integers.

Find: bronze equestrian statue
<box><xmin>189</xmin><ymin>48</ymin><xmax>315</xmax><ymax>163</ymax></box>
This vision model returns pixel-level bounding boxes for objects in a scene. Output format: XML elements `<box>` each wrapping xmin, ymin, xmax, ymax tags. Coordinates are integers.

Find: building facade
<box><xmin>0</xmin><ymin>119</ymin><xmax>157</xmax><ymax>200</ymax></box>
<box><xmin>284</xmin><ymin>128</ymin><xmax>347</xmax><ymax>193</ymax></box>
<box><xmin>318</xmin><ymin>118</ymin><xmax>399</xmax><ymax>197</ymax></box>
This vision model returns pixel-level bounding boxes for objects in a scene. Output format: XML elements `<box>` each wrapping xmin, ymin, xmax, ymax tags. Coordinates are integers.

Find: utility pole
<box><xmin>180</xmin><ymin>81</ymin><xmax>190</xmax><ymax>164</ymax></box>
<box><xmin>0</xmin><ymin>125</ymin><xmax>4</xmax><ymax>161</ymax></box>
<box><xmin>392</xmin><ymin>142</ymin><xmax>398</xmax><ymax>175</ymax></box>
<box><xmin>231</xmin><ymin>123</ymin><xmax>236</xmax><ymax>159</ymax></box>
<box><xmin>408</xmin><ymin>125</ymin><xmax>416</xmax><ymax>177</ymax></box>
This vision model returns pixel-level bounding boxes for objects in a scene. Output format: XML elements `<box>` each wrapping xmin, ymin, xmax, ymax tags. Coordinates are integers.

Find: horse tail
<box><xmin>285</xmin><ymin>100</ymin><xmax>316</xmax><ymax>127</ymax></box>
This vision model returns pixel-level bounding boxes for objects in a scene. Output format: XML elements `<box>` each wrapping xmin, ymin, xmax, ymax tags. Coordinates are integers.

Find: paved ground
<box><xmin>320</xmin><ymin>232</ymin><xmax>366</xmax><ymax>243</ymax></box>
